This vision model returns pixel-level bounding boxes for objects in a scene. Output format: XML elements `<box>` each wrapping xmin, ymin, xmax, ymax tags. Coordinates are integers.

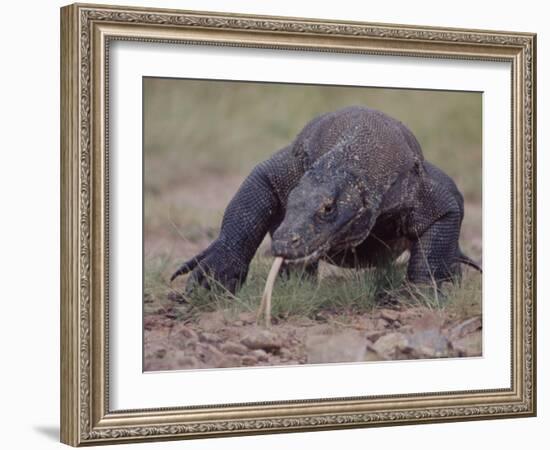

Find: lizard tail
<box><xmin>457</xmin><ymin>251</ymin><xmax>482</xmax><ymax>273</ymax></box>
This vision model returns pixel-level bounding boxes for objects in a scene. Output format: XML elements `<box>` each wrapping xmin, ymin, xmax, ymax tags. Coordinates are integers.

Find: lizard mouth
<box><xmin>276</xmin><ymin>242</ymin><xmax>331</xmax><ymax>265</ymax></box>
<box><xmin>272</xmin><ymin>208</ymin><xmax>371</xmax><ymax>265</ymax></box>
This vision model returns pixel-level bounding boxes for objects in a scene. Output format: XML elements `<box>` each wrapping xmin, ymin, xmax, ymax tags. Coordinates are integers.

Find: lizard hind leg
<box><xmin>406</xmin><ymin>210</ymin><xmax>463</xmax><ymax>287</ymax></box>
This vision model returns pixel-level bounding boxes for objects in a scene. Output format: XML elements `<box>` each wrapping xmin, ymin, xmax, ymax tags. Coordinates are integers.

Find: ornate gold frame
<box><xmin>60</xmin><ymin>3</ymin><xmax>536</xmax><ymax>446</ymax></box>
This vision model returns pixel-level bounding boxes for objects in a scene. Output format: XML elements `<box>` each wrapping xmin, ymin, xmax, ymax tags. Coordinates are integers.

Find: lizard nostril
<box><xmin>291</xmin><ymin>234</ymin><xmax>301</xmax><ymax>247</ymax></box>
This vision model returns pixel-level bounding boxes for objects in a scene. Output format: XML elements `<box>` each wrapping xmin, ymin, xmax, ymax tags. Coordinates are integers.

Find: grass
<box><xmin>144</xmin><ymin>255</ymin><xmax>481</xmax><ymax>324</ymax></box>
<box><xmin>144</xmin><ymin>254</ymin><xmax>180</xmax><ymax>317</ymax></box>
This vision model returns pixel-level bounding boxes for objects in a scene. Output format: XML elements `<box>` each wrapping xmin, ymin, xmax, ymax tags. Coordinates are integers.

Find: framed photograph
<box><xmin>60</xmin><ymin>3</ymin><xmax>536</xmax><ymax>446</ymax></box>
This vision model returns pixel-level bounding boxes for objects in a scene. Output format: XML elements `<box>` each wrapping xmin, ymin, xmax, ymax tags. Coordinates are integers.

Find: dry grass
<box><xmin>145</xmin><ymin>254</ymin><xmax>481</xmax><ymax>326</ymax></box>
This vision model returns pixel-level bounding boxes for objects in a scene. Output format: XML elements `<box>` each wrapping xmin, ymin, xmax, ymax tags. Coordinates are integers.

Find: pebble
<box><xmin>241</xmin><ymin>355</ymin><xmax>258</xmax><ymax>366</ymax></box>
<box><xmin>252</xmin><ymin>349</ymin><xmax>269</xmax><ymax>361</ymax></box>
<box><xmin>176</xmin><ymin>355</ymin><xmax>200</xmax><ymax>369</ymax></box>
<box><xmin>218</xmin><ymin>355</ymin><xmax>242</xmax><ymax>368</ymax></box>
<box><xmin>375</xmin><ymin>318</ymin><xmax>391</xmax><ymax>329</ymax></box>
<box><xmin>279</xmin><ymin>348</ymin><xmax>292</xmax><ymax>358</ymax></box>
<box><xmin>198</xmin><ymin>311</ymin><xmax>226</xmax><ymax>332</ymax></box>
<box><xmin>449</xmin><ymin>317</ymin><xmax>482</xmax><ymax>340</ymax></box>
<box><xmin>306</xmin><ymin>330</ymin><xmax>366</xmax><ymax>364</ymax></box>
<box><xmin>409</xmin><ymin>329</ymin><xmax>450</xmax><ymax>358</ymax></box>
<box><xmin>241</xmin><ymin>330</ymin><xmax>282</xmax><ymax>352</ymax></box>
<box><xmin>371</xmin><ymin>332</ymin><xmax>411</xmax><ymax>359</ymax></box>
<box><xmin>365</xmin><ymin>329</ymin><xmax>386</xmax><ymax>342</ymax></box>
<box><xmin>379</xmin><ymin>309</ymin><xmax>400</xmax><ymax>322</ymax></box>
<box><xmin>451</xmin><ymin>330</ymin><xmax>482</xmax><ymax>356</ymax></box>
<box><xmin>220</xmin><ymin>341</ymin><xmax>249</xmax><ymax>355</ymax></box>
<box><xmin>153</xmin><ymin>348</ymin><xmax>167</xmax><ymax>359</ymax></box>
<box><xmin>199</xmin><ymin>332</ymin><xmax>222</xmax><ymax>343</ymax></box>
<box><xmin>171</xmin><ymin>324</ymin><xmax>198</xmax><ymax>341</ymax></box>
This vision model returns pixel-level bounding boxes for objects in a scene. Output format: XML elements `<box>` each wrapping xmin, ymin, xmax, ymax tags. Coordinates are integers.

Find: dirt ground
<box><xmin>144</xmin><ymin>305</ymin><xmax>482</xmax><ymax>371</ymax></box>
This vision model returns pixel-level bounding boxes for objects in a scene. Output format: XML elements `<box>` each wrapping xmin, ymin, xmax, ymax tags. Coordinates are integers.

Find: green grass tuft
<box><xmin>162</xmin><ymin>257</ymin><xmax>481</xmax><ymax>322</ymax></box>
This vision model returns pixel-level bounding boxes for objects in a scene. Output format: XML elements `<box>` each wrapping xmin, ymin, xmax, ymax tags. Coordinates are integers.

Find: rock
<box><xmin>410</xmin><ymin>311</ymin><xmax>445</xmax><ymax>331</ymax></box>
<box><xmin>199</xmin><ymin>332</ymin><xmax>222</xmax><ymax>343</ymax></box>
<box><xmin>198</xmin><ymin>311</ymin><xmax>226</xmax><ymax>332</ymax></box>
<box><xmin>279</xmin><ymin>347</ymin><xmax>292</xmax><ymax>360</ymax></box>
<box><xmin>171</xmin><ymin>323</ymin><xmax>199</xmax><ymax>341</ymax></box>
<box><xmin>306</xmin><ymin>330</ymin><xmax>366</xmax><ymax>364</ymax></box>
<box><xmin>176</xmin><ymin>355</ymin><xmax>200</xmax><ymax>369</ymax></box>
<box><xmin>241</xmin><ymin>329</ymin><xmax>282</xmax><ymax>352</ymax></box>
<box><xmin>145</xmin><ymin>348</ymin><xmax>195</xmax><ymax>371</ymax></box>
<box><xmin>379</xmin><ymin>309</ymin><xmax>400</xmax><ymax>322</ymax></box>
<box><xmin>145</xmin><ymin>328</ymin><xmax>171</xmax><ymax>344</ymax></box>
<box><xmin>355</xmin><ymin>317</ymin><xmax>378</xmax><ymax>330</ymax></box>
<box><xmin>365</xmin><ymin>329</ymin><xmax>386</xmax><ymax>343</ymax></box>
<box><xmin>241</xmin><ymin>355</ymin><xmax>258</xmax><ymax>366</ymax></box>
<box><xmin>194</xmin><ymin>343</ymin><xmax>225</xmax><ymax>366</ymax></box>
<box><xmin>451</xmin><ymin>330</ymin><xmax>482</xmax><ymax>356</ymax></box>
<box><xmin>170</xmin><ymin>324</ymin><xmax>199</xmax><ymax>350</ymax></box>
<box><xmin>448</xmin><ymin>317</ymin><xmax>482</xmax><ymax>340</ymax></box>
<box><xmin>398</xmin><ymin>308</ymin><xmax>423</xmax><ymax>322</ymax></box>
<box><xmin>144</xmin><ymin>359</ymin><xmax>171</xmax><ymax>372</ymax></box>
<box><xmin>252</xmin><ymin>349</ymin><xmax>269</xmax><ymax>361</ymax></box>
<box><xmin>408</xmin><ymin>329</ymin><xmax>450</xmax><ymax>358</ymax></box>
<box><xmin>371</xmin><ymin>332</ymin><xmax>411</xmax><ymax>359</ymax></box>
<box><xmin>218</xmin><ymin>356</ymin><xmax>241</xmax><ymax>368</ymax></box>
<box><xmin>365</xmin><ymin>350</ymin><xmax>383</xmax><ymax>361</ymax></box>
<box><xmin>375</xmin><ymin>318</ymin><xmax>391</xmax><ymax>329</ymax></box>
<box><xmin>364</xmin><ymin>341</ymin><xmax>384</xmax><ymax>362</ymax></box>
<box><xmin>206</xmin><ymin>343</ymin><xmax>225</xmax><ymax>359</ymax></box>
<box><xmin>218</xmin><ymin>354</ymin><xmax>242</xmax><ymax>368</ymax></box>
<box><xmin>153</xmin><ymin>348</ymin><xmax>167</xmax><ymax>359</ymax></box>
<box><xmin>144</xmin><ymin>315</ymin><xmax>158</xmax><ymax>331</ymax></box>
<box><xmin>220</xmin><ymin>341</ymin><xmax>248</xmax><ymax>355</ymax></box>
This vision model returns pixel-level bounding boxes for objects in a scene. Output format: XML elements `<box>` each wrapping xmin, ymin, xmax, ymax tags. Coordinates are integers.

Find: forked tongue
<box><xmin>256</xmin><ymin>256</ymin><xmax>284</xmax><ymax>327</ymax></box>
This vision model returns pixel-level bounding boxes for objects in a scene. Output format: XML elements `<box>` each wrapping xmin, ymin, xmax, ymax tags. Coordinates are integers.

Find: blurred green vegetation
<box><xmin>144</xmin><ymin>78</ymin><xmax>482</xmax><ymax>202</ymax></box>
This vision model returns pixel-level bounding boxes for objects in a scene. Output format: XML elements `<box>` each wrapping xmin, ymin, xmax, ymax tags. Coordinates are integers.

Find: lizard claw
<box><xmin>170</xmin><ymin>238</ymin><xmax>249</xmax><ymax>295</ymax></box>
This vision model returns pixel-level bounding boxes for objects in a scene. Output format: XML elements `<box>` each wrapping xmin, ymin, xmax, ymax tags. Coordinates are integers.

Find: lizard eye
<box><xmin>318</xmin><ymin>201</ymin><xmax>336</xmax><ymax>219</ymax></box>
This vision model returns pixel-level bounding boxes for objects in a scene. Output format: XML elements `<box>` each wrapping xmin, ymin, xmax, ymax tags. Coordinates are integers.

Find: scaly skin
<box><xmin>171</xmin><ymin>106</ymin><xmax>481</xmax><ymax>294</ymax></box>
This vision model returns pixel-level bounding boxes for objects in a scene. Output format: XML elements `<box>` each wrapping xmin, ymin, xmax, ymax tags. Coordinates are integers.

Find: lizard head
<box><xmin>271</xmin><ymin>167</ymin><xmax>369</xmax><ymax>264</ymax></box>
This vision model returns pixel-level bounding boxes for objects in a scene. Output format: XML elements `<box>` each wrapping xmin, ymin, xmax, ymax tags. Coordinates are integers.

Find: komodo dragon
<box><xmin>171</xmin><ymin>106</ymin><xmax>481</xmax><ymax>294</ymax></box>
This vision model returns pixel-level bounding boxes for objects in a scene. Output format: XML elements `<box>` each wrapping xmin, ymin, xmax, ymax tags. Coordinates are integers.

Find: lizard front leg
<box><xmin>171</xmin><ymin>148</ymin><xmax>299</xmax><ymax>295</ymax></box>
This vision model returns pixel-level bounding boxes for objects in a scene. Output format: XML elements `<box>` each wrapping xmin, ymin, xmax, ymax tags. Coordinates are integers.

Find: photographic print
<box><xmin>143</xmin><ymin>78</ymin><xmax>483</xmax><ymax>371</ymax></box>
